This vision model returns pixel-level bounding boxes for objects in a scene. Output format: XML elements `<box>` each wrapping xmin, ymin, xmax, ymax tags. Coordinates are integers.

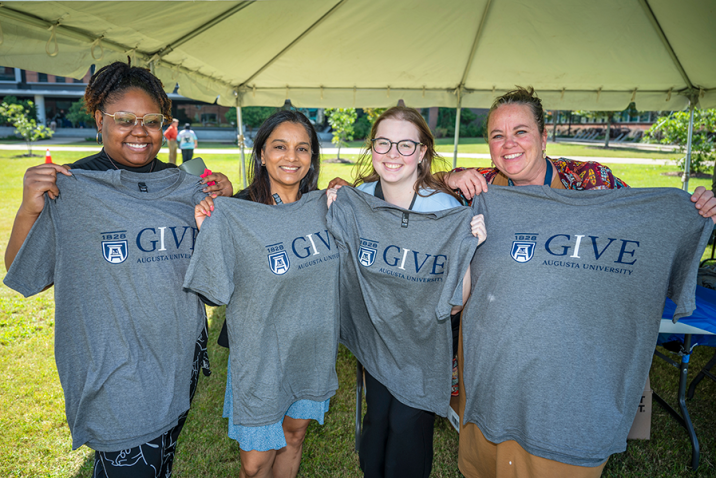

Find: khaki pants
<box><xmin>168</xmin><ymin>139</ymin><xmax>177</xmax><ymax>164</ymax></box>
<box><xmin>457</xmin><ymin>323</ymin><xmax>607</xmax><ymax>478</ymax></box>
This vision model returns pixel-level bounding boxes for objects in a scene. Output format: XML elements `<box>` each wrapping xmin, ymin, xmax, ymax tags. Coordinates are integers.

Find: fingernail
<box><xmin>210</xmin><ymin>205</ymin><xmax>214</xmax><ymax>211</ymax></box>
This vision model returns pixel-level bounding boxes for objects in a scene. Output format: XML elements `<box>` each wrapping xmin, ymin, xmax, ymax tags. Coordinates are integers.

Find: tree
<box><xmin>644</xmin><ymin>109</ymin><xmax>716</xmax><ymax>174</ymax></box>
<box><xmin>0</xmin><ymin>96</ymin><xmax>37</xmax><ymax>125</ymax></box>
<box><xmin>435</xmin><ymin>108</ymin><xmax>482</xmax><ymax>138</ymax></box>
<box><xmin>573</xmin><ymin>110</ymin><xmax>616</xmax><ymax>147</ymax></box>
<box><xmin>353</xmin><ymin>108</ymin><xmax>386</xmax><ymax>140</ymax></box>
<box><xmin>364</xmin><ymin>108</ymin><xmax>386</xmax><ymax>124</ymax></box>
<box><xmin>0</xmin><ymin>101</ymin><xmax>53</xmax><ymax>156</ymax></box>
<box><xmin>224</xmin><ymin>107</ymin><xmax>278</xmax><ymax>129</ymax></box>
<box><xmin>325</xmin><ymin>108</ymin><xmax>357</xmax><ymax>160</ymax></box>
<box><xmin>66</xmin><ymin>98</ymin><xmax>94</xmax><ymax>127</ymax></box>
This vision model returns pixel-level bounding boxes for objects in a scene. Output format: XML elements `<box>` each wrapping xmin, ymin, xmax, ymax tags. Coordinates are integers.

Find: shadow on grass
<box><xmin>10</xmin><ymin>153</ymin><xmax>42</xmax><ymax>159</ymax></box>
<box><xmin>72</xmin><ymin>455</ymin><xmax>95</xmax><ymax>478</ymax></box>
<box><xmin>579</xmin><ymin>145</ymin><xmax>679</xmax><ymax>156</ymax></box>
<box><xmin>323</xmin><ymin>157</ymin><xmax>355</xmax><ymax>165</ymax></box>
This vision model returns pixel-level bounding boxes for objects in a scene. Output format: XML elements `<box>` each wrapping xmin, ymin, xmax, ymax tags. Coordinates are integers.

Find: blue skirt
<box><xmin>223</xmin><ymin>361</ymin><xmax>330</xmax><ymax>451</ymax></box>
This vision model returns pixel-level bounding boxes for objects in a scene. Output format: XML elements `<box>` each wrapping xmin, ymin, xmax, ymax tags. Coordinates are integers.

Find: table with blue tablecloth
<box><xmin>654</xmin><ymin>285</ymin><xmax>716</xmax><ymax>470</ymax></box>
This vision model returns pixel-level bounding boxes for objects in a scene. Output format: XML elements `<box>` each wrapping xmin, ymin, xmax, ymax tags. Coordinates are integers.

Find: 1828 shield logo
<box><xmin>103</xmin><ymin>241</ymin><xmax>128</xmax><ymax>264</ymax></box>
<box><xmin>358</xmin><ymin>238</ymin><xmax>378</xmax><ymax>267</ymax></box>
<box><xmin>511</xmin><ymin>233</ymin><xmax>538</xmax><ymax>263</ymax></box>
<box><xmin>266</xmin><ymin>242</ymin><xmax>290</xmax><ymax>275</ymax></box>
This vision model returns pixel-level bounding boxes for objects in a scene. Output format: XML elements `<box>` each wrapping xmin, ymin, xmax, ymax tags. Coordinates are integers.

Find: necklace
<box><xmin>106</xmin><ymin>153</ymin><xmax>155</xmax><ymax>172</ymax></box>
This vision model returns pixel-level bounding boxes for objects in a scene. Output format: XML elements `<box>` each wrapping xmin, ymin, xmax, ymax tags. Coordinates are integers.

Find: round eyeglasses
<box><xmin>101</xmin><ymin>111</ymin><xmax>165</xmax><ymax>130</ymax></box>
<box><xmin>371</xmin><ymin>138</ymin><xmax>422</xmax><ymax>156</ymax></box>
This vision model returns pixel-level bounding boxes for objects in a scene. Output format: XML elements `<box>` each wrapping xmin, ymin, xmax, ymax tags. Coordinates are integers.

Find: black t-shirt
<box><xmin>70</xmin><ymin>149</ymin><xmax>175</xmax><ymax>172</ymax></box>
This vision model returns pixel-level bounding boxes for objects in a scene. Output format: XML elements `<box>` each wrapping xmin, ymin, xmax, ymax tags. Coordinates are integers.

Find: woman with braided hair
<box><xmin>6</xmin><ymin>60</ymin><xmax>232</xmax><ymax>265</ymax></box>
<box><xmin>4</xmin><ymin>61</ymin><xmax>233</xmax><ymax>478</ymax></box>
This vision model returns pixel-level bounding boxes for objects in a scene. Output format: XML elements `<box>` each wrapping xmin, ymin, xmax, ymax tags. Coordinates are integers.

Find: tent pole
<box><xmin>682</xmin><ymin>101</ymin><xmax>695</xmax><ymax>192</ymax></box>
<box><xmin>237</xmin><ymin>105</ymin><xmax>247</xmax><ymax>189</ymax></box>
<box><xmin>552</xmin><ymin>111</ymin><xmax>558</xmax><ymax>142</ymax></box>
<box><xmin>452</xmin><ymin>90</ymin><xmax>462</xmax><ymax>169</ymax></box>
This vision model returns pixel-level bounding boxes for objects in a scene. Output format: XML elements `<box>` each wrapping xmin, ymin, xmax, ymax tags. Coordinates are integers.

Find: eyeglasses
<box><xmin>371</xmin><ymin>138</ymin><xmax>422</xmax><ymax>156</ymax></box>
<box><xmin>101</xmin><ymin>111</ymin><xmax>165</xmax><ymax>130</ymax></box>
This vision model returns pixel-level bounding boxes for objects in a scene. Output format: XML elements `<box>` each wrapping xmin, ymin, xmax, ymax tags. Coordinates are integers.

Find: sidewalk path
<box><xmin>0</xmin><ymin>144</ymin><xmax>677</xmax><ymax>166</ymax></box>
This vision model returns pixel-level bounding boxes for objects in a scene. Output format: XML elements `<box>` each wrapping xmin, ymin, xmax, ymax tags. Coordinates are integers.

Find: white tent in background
<box><xmin>1</xmin><ymin>0</ymin><xmax>714</xmax><ymax>187</ymax></box>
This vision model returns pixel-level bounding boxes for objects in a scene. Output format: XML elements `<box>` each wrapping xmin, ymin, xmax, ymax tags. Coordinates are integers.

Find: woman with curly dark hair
<box><xmin>4</xmin><ymin>61</ymin><xmax>233</xmax><ymax>478</ymax></box>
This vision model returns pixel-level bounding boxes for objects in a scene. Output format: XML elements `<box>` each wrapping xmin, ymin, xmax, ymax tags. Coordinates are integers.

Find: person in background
<box><xmin>164</xmin><ymin>117</ymin><xmax>179</xmax><ymax>164</ymax></box>
<box><xmin>178</xmin><ymin>122</ymin><xmax>198</xmax><ymax>163</ymax></box>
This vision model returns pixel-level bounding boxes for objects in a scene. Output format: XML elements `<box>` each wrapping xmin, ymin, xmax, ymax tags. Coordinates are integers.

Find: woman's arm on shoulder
<box><xmin>328</xmin><ymin>177</ymin><xmax>351</xmax><ymax>189</ymax></box>
<box><xmin>437</xmin><ymin>168</ymin><xmax>490</xmax><ymax>200</ymax></box>
<box><xmin>201</xmin><ymin>171</ymin><xmax>233</xmax><ymax>197</ymax></box>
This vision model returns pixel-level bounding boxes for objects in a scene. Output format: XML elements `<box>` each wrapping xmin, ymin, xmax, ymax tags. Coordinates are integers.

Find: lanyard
<box><xmin>374</xmin><ymin>181</ymin><xmax>417</xmax><ymax>228</ymax></box>
<box><xmin>508</xmin><ymin>158</ymin><xmax>553</xmax><ymax>187</ymax></box>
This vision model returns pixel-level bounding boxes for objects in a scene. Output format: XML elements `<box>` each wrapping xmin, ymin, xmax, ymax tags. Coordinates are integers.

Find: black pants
<box><xmin>359</xmin><ymin>370</ymin><xmax>435</xmax><ymax>478</ymax></box>
<box><xmin>181</xmin><ymin>148</ymin><xmax>194</xmax><ymax>163</ymax></box>
<box><xmin>92</xmin><ymin>325</ymin><xmax>209</xmax><ymax>478</ymax></box>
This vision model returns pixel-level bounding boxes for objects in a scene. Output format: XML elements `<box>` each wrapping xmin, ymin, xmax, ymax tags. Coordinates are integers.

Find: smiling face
<box><xmin>261</xmin><ymin>121</ymin><xmax>312</xmax><ymax>198</ymax></box>
<box><xmin>94</xmin><ymin>88</ymin><xmax>163</xmax><ymax>168</ymax></box>
<box><xmin>488</xmin><ymin>103</ymin><xmax>549</xmax><ymax>186</ymax></box>
<box><xmin>371</xmin><ymin>118</ymin><xmax>427</xmax><ymax>188</ymax></box>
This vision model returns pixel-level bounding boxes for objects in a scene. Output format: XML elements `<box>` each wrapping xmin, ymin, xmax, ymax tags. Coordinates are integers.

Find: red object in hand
<box><xmin>200</xmin><ymin>168</ymin><xmax>215</xmax><ymax>186</ymax></box>
<box><xmin>45</xmin><ymin>148</ymin><xmax>52</xmax><ymax>164</ymax></box>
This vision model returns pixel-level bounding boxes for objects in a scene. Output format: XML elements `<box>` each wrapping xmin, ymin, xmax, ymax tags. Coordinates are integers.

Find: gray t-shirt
<box><xmin>327</xmin><ymin>186</ymin><xmax>479</xmax><ymax>415</ymax></box>
<box><xmin>4</xmin><ymin>169</ymin><xmax>207</xmax><ymax>451</ymax></box>
<box><xmin>462</xmin><ymin>185</ymin><xmax>712</xmax><ymax>466</ymax></box>
<box><xmin>183</xmin><ymin>191</ymin><xmax>340</xmax><ymax>426</ymax></box>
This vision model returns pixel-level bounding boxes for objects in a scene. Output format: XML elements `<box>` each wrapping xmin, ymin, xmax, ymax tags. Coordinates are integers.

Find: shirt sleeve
<box><xmin>183</xmin><ymin>207</ymin><xmax>236</xmax><ymax>306</ymax></box>
<box><xmin>435</xmin><ymin>208</ymin><xmax>480</xmax><ymax>319</ymax></box>
<box><xmin>668</xmin><ymin>211</ymin><xmax>712</xmax><ymax>322</ymax></box>
<box><xmin>191</xmin><ymin>181</ymin><xmax>208</xmax><ymax>206</ymax></box>
<box><xmin>325</xmin><ymin>188</ymin><xmax>352</xmax><ymax>252</ymax></box>
<box><xmin>3</xmin><ymin>197</ymin><xmax>57</xmax><ymax>297</ymax></box>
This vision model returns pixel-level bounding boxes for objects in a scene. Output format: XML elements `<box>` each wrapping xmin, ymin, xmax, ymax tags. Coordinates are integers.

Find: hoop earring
<box><xmin>542</xmin><ymin>150</ymin><xmax>546</xmax><ymax>159</ymax></box>
<box><xmin>96</xmin><ymin>131</ymin><xmax>103</xmax><ymax>145</ymax></box>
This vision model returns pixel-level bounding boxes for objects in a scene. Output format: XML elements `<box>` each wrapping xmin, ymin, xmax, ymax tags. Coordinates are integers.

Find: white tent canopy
<box><xmin>1</xmin><ymin>0</ymin><xmax>714</xmax><ymax>187</ymax></box>
<box><xmin>0</xmin><ymin>0</ymin><xmax>714</xmax><ymax>111</ymax></box>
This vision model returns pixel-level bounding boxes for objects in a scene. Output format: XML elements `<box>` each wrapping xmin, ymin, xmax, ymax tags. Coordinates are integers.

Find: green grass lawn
<box><xmin>1</xmin><ymin>150</ymin><xmax>715</xmax><ymax>477</ymax></box>
<box><xmin>16</xmin><ymin>135</ymin><xmax>685</xmax><ymax>161</ymax></box>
